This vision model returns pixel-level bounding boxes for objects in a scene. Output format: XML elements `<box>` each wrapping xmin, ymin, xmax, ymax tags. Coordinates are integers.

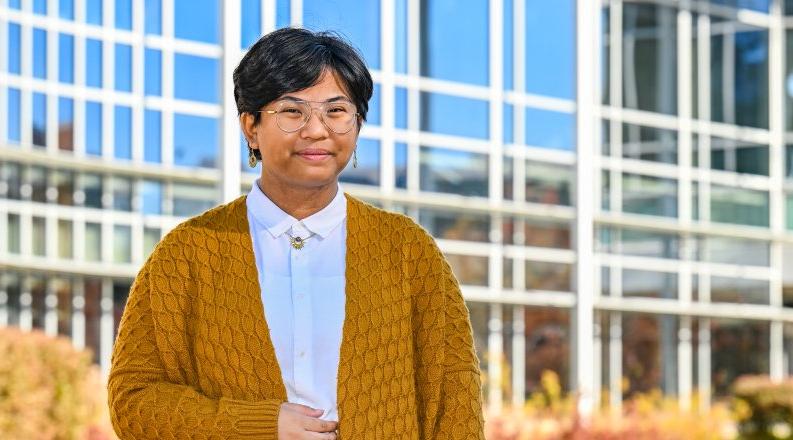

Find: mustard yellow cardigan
<box><xmin>108</xmin><ymin>194</ymin><xmax>485</xmax><ymax>439</ymax></box>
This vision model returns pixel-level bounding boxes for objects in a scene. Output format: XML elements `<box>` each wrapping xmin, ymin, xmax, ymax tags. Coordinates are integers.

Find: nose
<box><xmin>300</xmin><ymin>107</ymin><xmax>329</xmax><ymax>138</ymax></box>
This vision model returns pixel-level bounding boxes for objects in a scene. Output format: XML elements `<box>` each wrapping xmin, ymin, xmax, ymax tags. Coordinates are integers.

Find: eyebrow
<box><xmin>279</xmin><ymin>95</ymin><xmax>352</xmax><ymax>103</ymax></box>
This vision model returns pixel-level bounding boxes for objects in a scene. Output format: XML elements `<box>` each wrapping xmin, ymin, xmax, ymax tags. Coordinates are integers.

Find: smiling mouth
<box><xmin>295</xmin><ymin>150</ymin><xmax>333</xmax><ymax>161</ymax></box>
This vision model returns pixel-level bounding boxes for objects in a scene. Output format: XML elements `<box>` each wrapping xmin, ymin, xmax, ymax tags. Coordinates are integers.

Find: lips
<box><xmin>296</xmin><ymin>149</ymin><xmax>333</xmax><ymax>161</ymax></box>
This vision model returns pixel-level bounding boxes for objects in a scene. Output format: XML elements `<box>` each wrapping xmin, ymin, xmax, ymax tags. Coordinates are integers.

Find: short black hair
<box><xmin>234</xmin><ymin>28</ymin><xmax>373</xmax><ymax>156</ymax></box>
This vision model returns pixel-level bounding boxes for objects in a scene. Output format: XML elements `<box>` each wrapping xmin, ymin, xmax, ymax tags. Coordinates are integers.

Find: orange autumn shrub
<box><xmin>732</xmin><ymin>375</ymin><xmax>793</xmax><ymax>439</ymax></box>
<box><xmin>485</xmin><ymin>370</ymin><xmax>736</xmax><ymax>440</ymax></box>
<box><xmin>0</xmin><ymin>327</ymin><xmax>115</xmax><ymax>440</ymax></box>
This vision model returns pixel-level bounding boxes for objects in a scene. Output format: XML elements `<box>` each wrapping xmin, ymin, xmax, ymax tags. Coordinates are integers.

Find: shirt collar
<box><xmin>246</xmin><ymin>180</ymin><xmax>347</xmax><ymax>239</ymax></box>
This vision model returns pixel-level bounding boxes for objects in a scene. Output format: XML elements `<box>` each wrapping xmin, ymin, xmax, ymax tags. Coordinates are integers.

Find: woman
<box><xmin>108</xmin><ymin>28</ymin><xmax>485</xmax><ymax>439</ymax></box>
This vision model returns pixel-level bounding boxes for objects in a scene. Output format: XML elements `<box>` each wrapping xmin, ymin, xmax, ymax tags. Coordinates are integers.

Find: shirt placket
<box><xmin>289</xmin><ymin>223</ymin><xmax>313</xmax><ymax>400</ymax></box>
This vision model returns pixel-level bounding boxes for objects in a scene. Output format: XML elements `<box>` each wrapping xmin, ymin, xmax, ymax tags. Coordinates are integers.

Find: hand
<box><xmin>277</xmin><ymin>402</ymin><xmax>338</xmax><ymax>439</ymax></box>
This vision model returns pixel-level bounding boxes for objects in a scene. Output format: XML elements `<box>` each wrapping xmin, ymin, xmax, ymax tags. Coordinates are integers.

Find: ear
<box><xmin>239</xmin><ymin>113</ymin><xmax>259</xmax><ymax>150</ymax></box>
<box><xmin>355</xmin><ymin>114</ymin><xmax>364</xmax><ymax>135</ymax></box>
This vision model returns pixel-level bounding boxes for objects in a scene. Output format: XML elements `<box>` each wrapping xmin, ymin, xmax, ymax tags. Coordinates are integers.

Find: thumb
<box><xmin>285</xmin><ymin>403</ymin><xmax>323</xmax><ymax>417</ymax></box>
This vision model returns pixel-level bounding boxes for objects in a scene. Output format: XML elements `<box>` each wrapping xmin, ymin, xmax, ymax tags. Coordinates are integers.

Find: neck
<box><xmin>256</xmin><ymin>176</ymin><xmax>338</xmax><ymax>220</ymax></box>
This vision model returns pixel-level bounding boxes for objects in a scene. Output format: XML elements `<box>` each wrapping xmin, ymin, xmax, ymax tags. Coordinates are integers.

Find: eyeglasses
<box><xmin>258</xmin><ymin>99</ymin><xmax>359</xmax><ymax>134</ymax></box>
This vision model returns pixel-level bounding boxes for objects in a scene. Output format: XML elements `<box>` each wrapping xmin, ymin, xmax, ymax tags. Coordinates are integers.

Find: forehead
<box><xmin>279</xmin><ymin>69</ymin><xmax>352</xmax><ymax>101</ymax></box>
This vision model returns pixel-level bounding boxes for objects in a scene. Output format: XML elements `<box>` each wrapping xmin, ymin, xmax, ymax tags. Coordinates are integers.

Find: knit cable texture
<box><xmin>108</xmin><ymin>194</ymin><xmax>485</xmax><ymax>439</ymax></box>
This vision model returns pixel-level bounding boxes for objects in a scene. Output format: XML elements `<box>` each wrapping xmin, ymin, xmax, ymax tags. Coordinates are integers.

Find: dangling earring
<box><xmin>353</xmin><ymin>148</ymin><xmax>358</xmax><ymax>168</ymax></box>
<box><xmin>248</xmin><ymin>147</ymin><xmax>258</xmax><ymax>168</ymax></box>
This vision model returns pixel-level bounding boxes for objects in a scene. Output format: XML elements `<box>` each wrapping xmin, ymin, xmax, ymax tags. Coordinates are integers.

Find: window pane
<box><xmin>395</xmin><ymin>0</ymin><xmax>407</xmax><ymax>73</ymax></box>
<box><xmin>710</xmin><ymin>185</ymin><xmax>769</xmax><ymax>227</ymax></box>
<box><xmin>503</xmin><ymin>218</ymin><xmax>571</xmax><ymax>249</ymax></box>
<box><xmin>367</xmin><ymin>84</ymin><xmax>381</xmax><ymax>125</ymax></box>
<box><xmin>526</xmin><ymin>261</ymin><xmax>571</xmax><ymax>291</ymax></box>
<box><xmin>172</xmin><ymin>183</ymin><xmax>217</xmax><ymax>216</ymax></box>
<box><xmin>787</xmin><ymin>30</ymin><xmax>793</xmax><ymax>130</ymax></box>
<box><xmin>395</xmin><ymin>86</ymin><xmax>407</xmax><ymax>129</ymax></box>
<box><xmin>115</xmin><ymin>43</ymin><xmax>132</xmax><ymax>92</ymax></box>
<box><xmin>85</xmin><ymin>223</ymin><xmax>101</xmax><ymax>261</ymax></box>
<box><xmin>622</xmin><ymin>3</ymin><xmax>677</xmax><ymax>115</ymax></box>
<box><xmin>144</xmin><ymin>109</ymin><xmax>161</xmax><ymax>163</ymax></box>
<box><xmin>523</xmin><ymin>307</ymin><xmax>571</xmax><ymax>395</ymax></box>
<box><xmin>420</xmin><ymin>146</ymin><xmax>488</xmax><ymax>197</ymax></box>
<box><xmin>525</xmin><ymin>0</ymin><xmax>574</xmax><ymax>99</ymax></box>
<box><xmin>58</xmin><ymin>97</ymin><xmax>74</xmax><ymax>151</ymax></box>
<box><xmin>86</xmin><ymin>0</ymin><xmax>102</xmax><ymax>25</ymax></box>
<box><xmin>708</xmin><ymin>137</ymin><xmax>768</xmax><ymax>176</ymax></box>
<box><xmin>80</xmin><ymin>173</ymin><xmax>102</xmax><ymax>208</ymax></box>
<box><xmin>712</xmin><ymin>20</ymin><xmax>769</xmax><ymax>129</ymax></box>
<box><xmin>524</xmin><ymin>107</ymin><xmax>575</xmax><ymax>150</ymax></box>
<box><xmin>503</xmin><ymin>156</ymin><xmax>513</xmax><ymax>200</ymax></box>
<box><xmin>114</xmin><ymin>105</ymin><xmax>132</xmax><ymax>160</ymax></box>
<box><xmin>525</xmin><ymin>161</ymin><xmax>572</xmax><ymax>206</ymax></box>
<box><xmin>7</xmin><ymin>88</ymin><xmax>21</xmax><ymax>143</ymax></box>
<box><xmin>145</xmin><ymin>0</ymin><xmax>162</xmax><ymax>35</ymax></box>
<box><xmin>32</xmin><ymin>92</ymin><xmax>47</xmax><ymax>147</ymax></box>
<box><xmin>174</xmin><ymin>0</ymin><xmax>219</xmax><ymax>44</ymax></box>
<box><xmin>711</xmin><ymin>276</ymin><xmax>768</xmax><ymax>305</ymax></box>
<box><xmin>339</xmin><ymin>138</ymin><xmax>379</xmax><ymax>186</ymax></box>
<box><xmin>1</xmin><ymin>163</ymin><xmax>22</xmax><ymax>199</ymax></box>
<box><xmin>303</xmin><ymin>0</ymin><xmax>381</xmax><ymax>69</ymax></box>
<box><xmin>58</xmin><ymin>219</ymin><xmax>73</xmax><ymax>259</ymax></box>
<box><xmin>702</xmin><ymin>236</ymin><xmax>769</xmax><ymax>266</ymax></box>
<box><xmin>174</xmin><ymin>54</ymin><xmax>219</xmax><ymax>103</ymax></box>
<box><xmin>598</xmin><ymin>227</ymin><xmax>679</xmax><ymax>259</ymax></box>
<box><xmin>173</xmin><ymin>114</ymin><xmax>219</xmax><ymax>168</ymax></box>
<box><xmin>395</xmin><ymin>142</ymin><xmax>407</xmax><ymax>189</ymax></box>
<box><xmin>419</xmin><ymin>208</ymin><xmax>490</xmax><ymax>242</ymax></box>
<box><xmin>622</xmin><ymin>173</ymin><xmax>677</xmax><ymax>218</ymax></box>
<box><xmin>32</xmin><ymin>217</ymin><xmax>46</xmax><ymax>256</ymax></box>
<box><xmin>7</xmin><ymin>214</ymin><xmax>21</xmax><ymax>253</ymax></box>
<box><xmin>8</xmin><ymin>23</ymin><xmax>21</xmax><ymax>74</ymax></box>
<box><xmin>503</xmin><ymin>104</ymin><xmax>514</xmax><ymax>144</ymax></box>
<box><xmin>115</xmin><ymin>0</ymin><xmax>132</xmax><ymax>30</ymax></box>
<box><xmin>711</xmin><ymin>318</ymin><xmax>768</xmax><ymax>398</ymax></box>
<box><xmin>446</xmin><ymin>254</ymin><xmax>488</xmax><ymax>286</ymax></box>
<box><xmin>141</xmin><ymin>180</ymin><xmax>162</xmax><ymax>215</ymax></box>
<box><xmin>58</xmin><ymin>33</ymin><xmax>74</xmax><ymax>83</ymax></box>
<box><xmin>113</xmin><ymin>225</ymin><xmax>132</xmax><ymax>263</ymax></box>
<box><xmin>85</xmin><ymin>101</ymin><xmax>102</xmax><ymax>156</ymax></box>
<box><xmin>144</xmin><ymin>227</ymin><xmax>161</xmax><ymax>257</ymax></box>
<box><xmin>420</xmin><ymin>92</ymin><xmax>488</xmax><ymax>139</ymax></box>
<box><xmin>59</xmin><ymin>0</ymin><xmax>74</xmax><ymax>19</ymax></box>
<box><xmin>622</xmin><ymin>269</ymin><xmax>677</xmax><ymax>299</ymax></box>
<box><xmin>621</xmin><ymin>123</ymin><xmax>677</xmax><ymax>164</ymax></box>
<box><xmin>622</xmin><ymin>313</ymin><xmax>678</xmax><ymax>397</ymax></box>
<box><xmin>276</xmin><ymin>0</ymin><xmax>290</xmax><ymax>27</ymax></box>
<box><xmin>420</xmin><ymin>0</ymin><xmax>488</xmax><ymax>85</ymax></box>
<box><xmin>33</xmin><ymin>28</ymin><xmax>47</xmax><ymax>79</ymax></box>
<box><xmin>86</xmin><ymin>39</ymin><xmax>103</xmax><ymax>88</ymax></box>
<box><xmin>241</xmin><ymin>0</ymin><xmax>260</xmax><ymax>48</ymax></box>
<box><xmin>144</xmin><ymin>48</ymin><xmax>162</xmax><ymax>96</ymax></box>
<box><xmin>112</xmin><ymin>177</ymin><xmax>132</xmax><ymax>211</ymax></box>
<box><xmin>503</xmin><ymin>0</ymin><xmax>514</xmax><ymax>91</ymax></box>
<box><xmin>29</xmin><ymin>166</ymin><xmax>47</xmax><ymax>203</ymax></box>
<box><xmin>33</xmin><ymin>0</ymin><xmax>49</xmax><ymax>14</ymax></box>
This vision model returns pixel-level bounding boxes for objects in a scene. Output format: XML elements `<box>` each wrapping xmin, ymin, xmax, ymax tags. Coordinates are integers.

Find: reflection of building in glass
<box><xmin>2</xmin><ymin>0</ymin><xmax>793</xmax><ymax>415</ymax></box>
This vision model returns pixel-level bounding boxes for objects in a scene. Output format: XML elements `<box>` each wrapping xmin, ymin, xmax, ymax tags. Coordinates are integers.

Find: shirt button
<box><xmin>297</xmin><ymin>293</ymin><xmax>304</xmax><ymax>300</ymax></box>
<box><xmin>298</xmin><ymin>351</ymin><xmax>305</xmax><ymax>358</ymax></box>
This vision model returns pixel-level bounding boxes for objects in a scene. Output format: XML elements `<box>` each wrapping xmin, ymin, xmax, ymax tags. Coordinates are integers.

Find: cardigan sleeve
<box><xmin>413</xmin><ymin>233</ymin><xmax>486</xmax><ymax>440</ymax></box>
<box><xmin>107</xmin><ymin>263</ymin><xmax>284</xmax><ymax>440</ymax></box>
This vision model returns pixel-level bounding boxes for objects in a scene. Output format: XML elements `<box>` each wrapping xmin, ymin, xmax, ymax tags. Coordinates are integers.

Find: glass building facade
<box><xmin>2</xmin><ymin>0</ymin><xmax>793</xmax><ymax>415</ymax></box>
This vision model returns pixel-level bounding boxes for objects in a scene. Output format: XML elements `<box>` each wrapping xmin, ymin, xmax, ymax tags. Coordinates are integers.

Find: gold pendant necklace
<box><xmin>286</xmin><ymin>231</ymin><xmax>315</xmax><ymax>250</ymax></box>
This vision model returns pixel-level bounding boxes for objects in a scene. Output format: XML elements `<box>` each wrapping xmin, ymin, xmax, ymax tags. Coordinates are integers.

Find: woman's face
<box><xmin>243</xmin><ymin>69</ymin><xmax>361</xmax><ymax>191</ymax></box>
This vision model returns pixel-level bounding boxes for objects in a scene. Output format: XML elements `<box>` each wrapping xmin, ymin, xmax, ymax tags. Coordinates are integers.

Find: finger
<box><xmin>304</xmin><ymin>417</ymin><xmax>338</xmax><ymax>433</ymax></box>
<box><xmin>284</xmin><ymin>403</ymin><xmax>324</xmax><ymax>417</ymax></box>
<box><xmin>306</xmin><ymin>431</ymin><xmax>337</xmax><ymax>440</ymax></box>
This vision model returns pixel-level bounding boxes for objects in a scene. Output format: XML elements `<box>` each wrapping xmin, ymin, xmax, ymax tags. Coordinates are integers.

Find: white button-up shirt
<box><xmin>246</xmin><ymin>180</ymin><xmax>346</xmax><ymax>422</ymax></box>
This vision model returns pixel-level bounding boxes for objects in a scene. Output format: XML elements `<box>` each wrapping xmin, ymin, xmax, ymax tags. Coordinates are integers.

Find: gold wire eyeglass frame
<box><xmin>257</xmin><ymin>99</ymin><xmax>360</xmax><ymax>134</ymax></box>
